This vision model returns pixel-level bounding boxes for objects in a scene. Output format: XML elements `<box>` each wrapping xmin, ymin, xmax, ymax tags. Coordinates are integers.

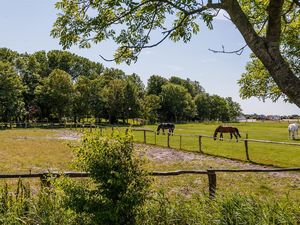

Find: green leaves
<box><xmin>52</xmin><ymin>0</ymin><xmax>217</xmax><ymax>64</ymax></box>
<box><xmin>67</xmin><ymin>131</ymin><xmax>151</xmax><ymax>224</ymax></box>
<box><xmin>0</xmin><ymin>61</ymin><xmax>25</xmax><ymax>121</ymax></box>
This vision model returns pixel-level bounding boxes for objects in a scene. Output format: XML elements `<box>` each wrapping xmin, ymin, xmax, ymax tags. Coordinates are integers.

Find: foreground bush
<box><xmin>56</xmin><ymin>131</ymin><xmax>151</xmax><ymax>225</ymax></box>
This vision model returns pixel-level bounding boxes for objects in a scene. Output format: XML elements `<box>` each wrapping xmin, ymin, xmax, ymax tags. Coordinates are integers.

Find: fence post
<box><xmin>40</xmin><ymin>173</ymin><xmax>51</xmax><ymax>188</ymax></box>
<box><xmin>244</xmin><ymin>133</ymin><xmax>250</xmax><ymax>161</ymax></box>
<box><xmin>167</xmin><ymin>133</ymin><xmax>170</xmax><ymax>148</ymax></box>
<box><xmin>180</xmin><ymin>135</ymin><xmax>182</xmax><ymax>150</ymax></box>
<box><xmin>198</xmin><ymin>136</ymin><xmax>203</xmax><ymax>153</ymax></box>
<box><xmin>144</xmin><ymin>130</ymin><xmax>146</xmax><ymax>144</ymax></box>
<box><xmin>207</xmin><ymin>170</ymin><xmax>217</xmax><ymax>198</ymax></box>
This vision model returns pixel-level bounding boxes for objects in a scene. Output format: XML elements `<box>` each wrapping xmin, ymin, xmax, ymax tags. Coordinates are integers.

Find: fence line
<box><xmin>1</xmin><ymin>168</ymin><xmax>299</xmax><ymax>198</ymax></box>
<box><xmin>128</xmin><ymin>128</ymin><xmax>300</xmax><ymax>163</ymax></box>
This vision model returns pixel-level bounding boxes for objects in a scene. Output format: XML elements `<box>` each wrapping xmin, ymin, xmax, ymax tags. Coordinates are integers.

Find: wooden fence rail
<box><xmin>129</xmin><ymin>128</ymin><xmax>300</xmax><ymax>163</ymax></box>
<box><xmin>1</xmin><ymin>168</ymin><xmax>300</xmax><ymax>198</ymax></box>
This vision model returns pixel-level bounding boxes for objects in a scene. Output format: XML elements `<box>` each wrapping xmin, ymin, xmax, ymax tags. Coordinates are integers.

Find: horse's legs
<box><xmin>233</xmin><ymin>132</ymin><xmax>238</xmax><ymax>142</ymax></box>
<box><xmin>230</xmin><ymin>132</ymin><xmax>233</xmax><ymax>140</ymax></box>
<box><xmin>220</xmin><ymin>132</ymin><xmax>223</xmax><ymax>140</ymax></box>
<box><xmin>162</xmin><ymin>127</ymin><xmax>165</xmax><ymax>135</ymax></box>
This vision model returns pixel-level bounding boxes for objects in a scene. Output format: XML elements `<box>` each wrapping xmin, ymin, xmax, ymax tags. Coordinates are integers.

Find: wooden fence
<box><xmin>129</xmin><ymin>128</ymin><xmax>300</xmax><ymax>162</ymax></box>
<box><xmin>1</xmin><ymin>168</ymin><xmax>300</xmax><ymax>198</ymax></box>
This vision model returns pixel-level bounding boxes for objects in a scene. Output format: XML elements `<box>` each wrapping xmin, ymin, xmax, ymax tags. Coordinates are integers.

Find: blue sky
<box><xmin>0</xmin><ymin>0</ymin><xmax>299</xmax><ymax>115</ymax></box>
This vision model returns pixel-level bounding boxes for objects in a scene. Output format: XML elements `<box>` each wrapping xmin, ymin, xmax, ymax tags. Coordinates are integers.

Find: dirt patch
<box><xmin>137</xmin><ymin>144</ymin><xmax>300</xmax><ymax>181</ymax></box>
<box><xmin>57</xmin><ymin>130</ymin><xmax>82</xmax><ymax>140</ymax></box>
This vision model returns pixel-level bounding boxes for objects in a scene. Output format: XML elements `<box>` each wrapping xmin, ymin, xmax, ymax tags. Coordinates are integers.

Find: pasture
<box><xmin>0</xmin><ymin>122</ymin><xmax>299</xmax><ymax>201</ymax></box>
<box><xmin>131</xmin><ymin>121</ymin><xmax>300</xmax><ymax>167</ymax></box>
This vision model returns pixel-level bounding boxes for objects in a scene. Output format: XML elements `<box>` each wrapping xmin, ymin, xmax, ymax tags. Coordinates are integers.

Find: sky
<box><xmin>0</xmin><ymin>0</ymin><xmax>299</xmax><ymax>116</ymax></box>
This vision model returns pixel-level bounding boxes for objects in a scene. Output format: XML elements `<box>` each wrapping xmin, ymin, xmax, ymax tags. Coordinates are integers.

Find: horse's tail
<box><xmin>235</xmin><ymin>128</ymin><xmax>241</xmax><ymax>137</ymax></box>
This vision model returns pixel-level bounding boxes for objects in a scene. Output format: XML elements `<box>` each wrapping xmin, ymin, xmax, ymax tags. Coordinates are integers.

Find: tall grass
<box><xmin>1</xmin><ymin>181</ymin><xmax>299</xmax><ymax>225</ymax></box>
<box><xmin>137</xmin><ymin>191</ymin><xmax>300</xmax><ymax>225</ymax></box>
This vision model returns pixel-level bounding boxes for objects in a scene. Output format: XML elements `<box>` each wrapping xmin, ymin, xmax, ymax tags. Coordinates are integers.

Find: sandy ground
<box><xmin>137</xmin><ymin>144</ymin><xmax>300</xmax><ymax>181</ymax></box>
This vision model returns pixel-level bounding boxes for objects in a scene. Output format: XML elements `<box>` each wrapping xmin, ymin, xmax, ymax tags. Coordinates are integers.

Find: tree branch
<box><xmin>208</xmin><ymin>44</ymin><xmax>248</xmax><ymax>55</ymax></box>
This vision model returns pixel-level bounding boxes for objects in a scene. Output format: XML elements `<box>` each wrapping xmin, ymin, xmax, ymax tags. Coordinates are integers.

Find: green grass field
<box><xmin>127</xmin><ymin>122</ymin><xmax>300</xmax><ymax>167</ymax></box>
<box><xmin>0</xmin><ymin>122</ymin><xmax>299</xmax><ymax>200</ymax></box>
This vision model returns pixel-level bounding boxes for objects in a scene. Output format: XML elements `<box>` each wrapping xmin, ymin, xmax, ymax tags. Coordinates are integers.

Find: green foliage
<box><xmin>238</xmin><ymin>54</ymin><xmax>285</xmax><ymax>102</ymax></box>
<box><xmin>137</xmin><ymin>191</ymin><xmax>300</xmax><ymax>225</ymax></box>
<box><xmin>57</xmin><ymin>131</ymin><xmax>151</xmax><ymax>225</ymax></box>
<box><xmin>0</xmin><ymin>61</ymin><xmax>25</xmax><ymax>121</ymax></box>
<box><xmin>238</xmin><ymin>1</ymin><xmax>300</xmax><ymax>102</ymax></box>
<box><xmin>35</xmin><ymin>69</ymin><xmax>74</xmax><ymax>121</ymax></box>
<box><xmin>0</xmin><ymin>180</ymin><xmax>76</xmax><ymax>225</ymax></box>
<box><xmin>143</xmin><ymin>94</ymin><xmax>161</xmax><ymax>123</ymax></box>
<box><xmin>160</xmin><ymin>83</ymin><xmax>196</xmax><ymax>121</ymax></box>
<box><xmin>147</xmin><ymin>75</ymin><xmax>168</xmax><ymax>95</ymax></box>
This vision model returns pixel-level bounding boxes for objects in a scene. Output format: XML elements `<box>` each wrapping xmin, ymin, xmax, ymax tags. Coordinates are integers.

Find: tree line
<box><xmin>0</xmin><ymin>48</ymin><xmax>242</xmax><ymax>124</ymax></box>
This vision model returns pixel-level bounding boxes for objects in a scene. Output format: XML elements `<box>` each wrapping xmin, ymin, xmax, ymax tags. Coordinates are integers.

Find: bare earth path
<box><xmin>137</xmin><ymin>144</ymin><xmax>300</xmax><ymax>181</ymax></box>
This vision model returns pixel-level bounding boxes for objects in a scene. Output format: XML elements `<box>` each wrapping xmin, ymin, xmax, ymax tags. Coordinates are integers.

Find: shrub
<box><xmin>56</xmin><ymin>131</ymin><xmax>151</xmax><ymax>225</ymax></box>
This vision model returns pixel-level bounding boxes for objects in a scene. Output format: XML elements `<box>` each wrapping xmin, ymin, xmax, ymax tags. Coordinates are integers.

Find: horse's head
<box><xmin>157</xmin><ymin>124</ymin><xmax>161</xmax><ymax>135</ymax></box>
<box><xmin>213</xmin><ymin>126</ymin><xmax>220</xmax><ymax>140</ymax></box>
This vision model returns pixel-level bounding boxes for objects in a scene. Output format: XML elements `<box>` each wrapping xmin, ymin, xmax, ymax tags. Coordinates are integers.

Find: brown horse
<box><xmin>213</xmin><ymin>125</ymin><xmax>241</xmax><ymax>141</ymax></box>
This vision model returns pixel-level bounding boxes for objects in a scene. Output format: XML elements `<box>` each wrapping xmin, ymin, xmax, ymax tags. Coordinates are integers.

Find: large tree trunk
<box><xmin>223</xmin><ymin>0</ymin><xmax>300</xmax><ymax>108</ymax></box>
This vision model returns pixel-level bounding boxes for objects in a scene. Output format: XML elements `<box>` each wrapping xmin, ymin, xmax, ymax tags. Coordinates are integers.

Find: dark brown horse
<box><xmin>213</xmin><ymin>125</ymin><xmax>241</xmax><ymax>141</ymax></box>
<box><xmin>157</xmin><ymin>123</ymin><xmax>175</xmax><ymax>135</ymax></box>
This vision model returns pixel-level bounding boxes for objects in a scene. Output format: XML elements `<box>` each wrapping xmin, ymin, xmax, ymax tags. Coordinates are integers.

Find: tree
<box><xmin>146</xmin><ymin>75</ymin><xmax>168</xmax><ymax>96</ymax></box>
<box><xmin>194</xmin><ymin>93</ymin><xmax>211</xmax><ymax>121</ymax></box>
<box><xmin>47</xmin><ymin>50</ymin><xmax>105</xmax><ymax>79</ymax></box>
<box><xmin>169</xmin><ymin>76</ymin><xmax>205</xmax><ymax>97</ymax></box>
<box><xmin>142</xmin><ymin>94</ymin><xmax>161</xmax><ymax>124</ymax></box>
<box><xmin>35</xmin><ymin>69</ymin><xmax>74</xmax><ymax>121</ymax></box>
<box><xmin>52</xmin><ymin>0</ymin><xmax>300</xmax><ymax>108</ymax></box>
<box><xmin>0</xmin><ymin>61</ymin><xmax>25</xmax><ymax>122</ymax></box>
<box><xmin>208</xmin><ymin>95</ymin><xmax>230</xmax><ymax>121</ymax></box>
<box><xmin>159</xmin><ymin>83</ymin><xmax>195</xmax><ymax>122</ymax></box>
<box><xmin>103</xmin><ymin>79</ymin><xmax>126</xmax><ymax>124</ymax></box>
<box><xmin>225</xmin><ymin>97</ymin><xmax>242</xmax><ymax>120</ymax></box>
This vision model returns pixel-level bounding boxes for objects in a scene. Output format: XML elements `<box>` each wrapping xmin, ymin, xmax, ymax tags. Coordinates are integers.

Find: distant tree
<box><xmin>35</xmin><ymin>69</ymin><xmax>74</xmax><ymax>121</ymax></box>
<box><xmin>123</xmin><ymin>78</ymin><xmax>142</xmax><ymax>122</ymax></box>
<box><xmin>102</xmin><ymin>68</ymin><xmax>126</xmax><ymax>84</ymax></box>
<box><xmin>208</xmin><ymin>95</ymin><xmax>230</xmax><ymax>121</ymax></box>
<box><xmin>0</xmin><ymin>48</ymin><xmax>19</xmax><ymax>64</ymax></box>
<box><xmin>169</xmin><ymin>76</ymin><xmax>205</xmax><ymax>97</ymax></box>
<box><xmin>142</xmin><ymin>94</ymin><xmax>161</xmax><ymax>124</ymax></box>
<box><xmin>147</xmin><ymin>75</ymin><xmax>168</xmax><ymax>96</ymax></box>
<box><xmin>225</xmin><ymin>97</ymin><xmax>242</xmax><ymax>121</ymax></box>
<box><xmin>14</xmin><ymin>54</ymin><xmax>42</xmax><ymax>119</ymax></box>
<box><xmin>127</xmin><ymin>73</ymin><xmax>145</xmax><ymax>97</ymax></box>
<box><xmin>47</xmin><ymin>50</ymin><xmax>104</xmax><ymax>79</ymax></box>
<box><xmin>159</xmin><ymin>83</ymin><xmax>195</xmax><ymax>122</ymax></box>
<box><xmin>0</xmin><ymin>61</ymin><xmax>25</xmax><ymax>122</ymax></box>
<box><xmin>103</xmin><ymin>79</ymin><xmax>126</xmax><ymax>124</ymax></box>
<box><xmin>194</xmin><ymin>93</ymin><xmax>211</xmax><ymax>121</ymax></box>
<box><xmin>73</xmin><ymin>76</ymin><xmax>94</xmax><ymax>122</ymax></box>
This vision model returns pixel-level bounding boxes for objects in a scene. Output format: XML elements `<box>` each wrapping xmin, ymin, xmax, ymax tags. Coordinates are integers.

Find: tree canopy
<box><xmin>0</xmin><ymin>47</ymin><xmax>242</xmax><ymax>123</ymax></box>
<box><xmin>52</xmin><ymin>0</ymin><xmax>300</xmax><ymax>108</ymax></box>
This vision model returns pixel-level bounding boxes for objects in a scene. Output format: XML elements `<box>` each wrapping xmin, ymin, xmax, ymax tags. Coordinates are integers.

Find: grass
<box><xmin>127</xmin><ymin>122</ymin><xmax>300</xmax><ymax>167</ymax></box>
<box><xmin>0</xmin><ymin>128</ymin><xmax>74</xmax><ymax>173</ymax></box>
<box><xmin>0</xmin><ymin>124</ymin><xmax>299</xmax><ymax>200</ymax></box>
